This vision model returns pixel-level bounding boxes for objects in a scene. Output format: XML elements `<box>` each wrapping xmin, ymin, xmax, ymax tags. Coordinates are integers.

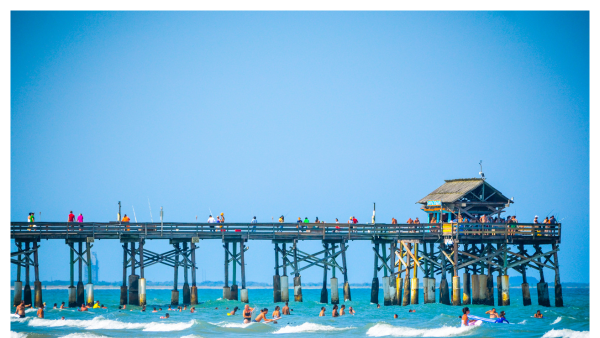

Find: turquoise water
<box><xmin>10</xmin><ymin>286</ymin><xmax>589</xmax><ymax>337</ymax></box>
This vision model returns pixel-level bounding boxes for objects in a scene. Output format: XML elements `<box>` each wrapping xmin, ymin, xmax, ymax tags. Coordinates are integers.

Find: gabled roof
<box><xmin>416</xmin><ymin>178</ymin><xmax>510</xmax><ymax>204</ymax></box>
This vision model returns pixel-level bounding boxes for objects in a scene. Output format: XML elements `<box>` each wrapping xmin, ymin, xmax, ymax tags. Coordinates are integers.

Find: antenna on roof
<box><xmin>479</xmin><ymin>160</ymin><xmax>485</xmax><ymax>180</ymax></box>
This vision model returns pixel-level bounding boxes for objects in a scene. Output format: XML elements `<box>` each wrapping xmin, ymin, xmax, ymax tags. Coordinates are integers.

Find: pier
<box><xmin>10</xmin><ymin>178</ymin><xmax>564</xmax><ymax>309</ymax></box>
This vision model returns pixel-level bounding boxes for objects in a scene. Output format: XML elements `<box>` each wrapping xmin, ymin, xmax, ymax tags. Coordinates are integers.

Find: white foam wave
<box><xmin>542</xmin><ymin>329</ymin><xmax>590</xmax><ymax>338</ymax></box>
<box><xmin>209</xmin><ymin>321</ymin><xmax>254</xmax><ymax>328</ymax></box>
<box><xmin>60</xmin><ymin>334</ymin><xmax>110</xmax><ymax>338</ymax></box>
<box><xmin>366</xmin><ymin>323</ymin><xmax>475</xmax><ymax>337</ymax></box>
<box><xmin>180</xmin><ymin>335</ymin><xmax>204</xmax><ymax>338</ymax></box>
<box><xmin>11</xmin><ymin>332</ymin><xmax>27</xmax><ymax>338</ymax></box>
<box><xmin>274</xmin><ymin>322</ymin><xmax>355</xmax><ymax>334</ymax></box>
<box><xmin>25</xmin><ymin>309</ymin><xmax>36</xmax><ymax>313</ymax></box>
<box><xmin>551</xmin><ymin>317</ymin><xmax>562</xmax><ymax>325</ymax></box>
<box><xmin>10</xmin><ymin>316</ymin><xmax>31</xmax><ymax>323</ymax></box>
<box><xmin>518</xmin><ymin>320</ymin><xmax>527</xmax><ymax>324</ymax></box>
<box><xmin>28</xmin><ymin>317</ymin><xmax>195</xmax><ymax>332</ymax></box>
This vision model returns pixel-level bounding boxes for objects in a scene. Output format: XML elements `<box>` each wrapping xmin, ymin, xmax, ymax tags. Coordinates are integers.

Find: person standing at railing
<box><xmin>122</xmin><ymin>214</ymin><xmax>131</xmax><ymax>231</ymax></box>
<box><xmin>68</xmin><ymin>211</ymin><xmax>76</xmax><ymax>231</ymax></box>
<box><xmin>27</xmin><ymin>212</ymin><xmax>35</xmax><ymax>231</ymax></box>
<box><xmin>251</xmin><ymin>216</ymin><xmax>257</xmax><ymax>232</ymax></box>
<box><xmin>77</xmin><ymin>213</ymin><xmax>84</xmax><ymax>231</ymax></box>
<box><xmin>207</xmin><ymin>215</ymin><xmax>216</xmax><ymax>232</ymax></box>
<box><xmin>278</xmin><ymin>215</ymin><xmax>284</xmax><ymax>232</ymax></box>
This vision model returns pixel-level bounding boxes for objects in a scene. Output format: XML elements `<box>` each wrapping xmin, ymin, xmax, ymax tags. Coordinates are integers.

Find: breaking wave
<box><xmin>273</xmin><ymin>322</ymin><xmax>355</xmax><ymax>334</ymax></box>
<box><xmin>27</xmin><ymin>316</ymin><xmax>195</xmax><ymax>331</ymax></box>
<box><xmin>366</xmin><ymin>323</ymin><xmax>475</xmax><ymax>337</ymax></box>
<box><xmin>551</xmin><ymin>317</ymin><xmax>562</xmax><ymax>325</ymax></box>
<box><xmin>542</xmin><ymin>329</ymin><xmax>590</xmax><ymax>338</ymax></box>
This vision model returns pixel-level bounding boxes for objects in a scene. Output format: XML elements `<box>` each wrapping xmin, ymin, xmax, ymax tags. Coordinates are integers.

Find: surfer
<box><xmin>319</xmin><ymin>307</ymin><xmax>326</xmax><ymax>317</ymax></box>
<box><xmin>272</xmin><ymin>306</ymin><xmax>281</xmax><ymax>318</ymax></box>
<box><xmin>339</xmin><ymin>305</ymin><xmax>345</xmax><ymax>315</ymax></box>
<box><xmin>485</xmin><ymin>308</ymin><xmax>499</xmax><ymax>318</ymax></box>
<box><xmin>495</xmin><ymin>311</ymin><xmax>509</xmax><ymax>324</ymax></box>
<box><xmin>534</xmin><ymin>310</ymin><xmax>544</xmax><ymax>318</ymax></box>
<box><xmin>160</xmin><ymin>313</ymin><xmax>170</xmax><ymax>319</ymax></box>
<box><xmin>242</xmin><ymin>305</ymin><xmax>254</xmax><ymax>323</ymax></box>
<box><xmin>332</xmin><ymin>304</ymin><xmax>339</xmax><ymax>317</ymax></box>
<box><xmin>15</xmin><ymin>301</ymin><xmax>30</xmax><ymax>318</ymax></box>
<box><xmin>282</xmin><ymin>302</ymin><xmax>291</xmax><ymax>315</ymax></box>
<box><xmin>228</xmin><ymin>306</ymin><xmax>239</xmax><ymax>316</ymax></box>
<box><xmin>461</xmin><ymin>307</ymin><xmax>477</xmax><ymax>327</ymax></box>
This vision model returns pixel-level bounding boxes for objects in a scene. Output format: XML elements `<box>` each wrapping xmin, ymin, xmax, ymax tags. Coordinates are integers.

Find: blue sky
<box><xmin>11</xmin><ymin>11</ymin><xmax>589</xmax><ymax>284</ymax></box>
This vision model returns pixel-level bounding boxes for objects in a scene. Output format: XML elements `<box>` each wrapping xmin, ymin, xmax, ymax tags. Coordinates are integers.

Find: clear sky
<box><xmin>11</xmin><ymin>11</ymin><xmax>589</xmax><ymax>284</ymax></box>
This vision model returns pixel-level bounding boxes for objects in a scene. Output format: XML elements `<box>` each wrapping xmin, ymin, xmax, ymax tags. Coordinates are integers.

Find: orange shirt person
<box><xmin>406</xmin><ymin>218</ymin><xmax>413</xmax><ymax>224</ymax></box>
<box><xmin>122</xmin><ymin>214</ymin><xmax>131</xmax><ymax>231</ymax></box>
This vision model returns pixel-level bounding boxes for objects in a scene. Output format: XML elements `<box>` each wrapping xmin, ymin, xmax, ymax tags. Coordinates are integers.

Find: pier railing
<box><xmin>10</xmin><ymin>222</ymin><xmax>560</xmax><ymax>243</ymax></box>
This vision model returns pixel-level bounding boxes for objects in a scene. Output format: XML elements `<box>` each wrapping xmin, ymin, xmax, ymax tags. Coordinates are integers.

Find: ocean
<box><xmin>10</xmin><ymin>286</ymin><xmax>589</xmax><ymax>337</ymax></box>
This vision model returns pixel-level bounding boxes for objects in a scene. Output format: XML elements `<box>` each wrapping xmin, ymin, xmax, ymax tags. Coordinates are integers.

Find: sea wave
<box><xmin>27</xmin><ymin>317</ymin><xmax>195</xmax><ymax>331</ymax></box>
<box><xmin>209</xmin><ymin>320</ymin><xmax>255</xmax><ymax>328</ymax></box>
<box><xmin>60</xmin><ymin>334</ymin><xmax>110</xmax><ymax>338</ymax></box>
<box><xmin>542</xmin><ymin>329</ymin><xmax>590</xmax><ymax>338</ymax></box>
<box><xmin>366</xmin><ymin>323</ymin><xmax>475</xmax><ymax>337</ymax></box>
<box><xmin>11</xmin><ymin>332</ymin><xmax>27</xmax><ymax>338</ymax></box>
<box><xmin>273</xmin><ymin>322</ymin><xmax>355</xmax><ymax>334</ymax></box>
<box><xmin>552</xmin><ymin>317</ymin><xmax>563</xmax><ymax>325</ymax></box>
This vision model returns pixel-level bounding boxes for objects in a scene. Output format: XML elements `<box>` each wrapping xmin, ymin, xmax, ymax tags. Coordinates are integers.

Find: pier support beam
<box><xmin>273</xmin><ymin>243</ymin><xmax>281</xmax><ymax>303</ymax></box>
<box><xmin>139</xmin><ymin>240</ymin><xmax>146</xmax><ymax>306</ymax></box>
<box><xmin>33</xmin><ymin>244</ymin><xmax>42</xmax><ymax>308</ymax></box>
<box><xmin>85</xmin><ymin>241</ymin><xmax>93</xmax><ymax>306</ymax></box>
<box><xmin>77</xmin><ymin>242</ymin><xmax>84</xmax><ymax>306</ymax></box>
<box><xmin>230</xmin><ymin>242</ymin><xmax>238</xmax><ymax>301</ymax></box>
<box><xmin>24</xmin><ymin>242</ymin><xmax>32</xmax><ymax>307</ymax></box>
<box><xmin>13</xmin><ymin>242</ymin><xmax>22</xmax><ymax>306</ymax></box>
<box><xmin>280</xmin><ymin>244</ymin><xmax>288</xmax><ymax>302</ymax></box>
<box><xmin>320</xmin><ymin>243</ymin><xmax>328</xmax><ymax>304</ymax></box>
<box><xmin>452</xmin><ymin>242</ymin><xmax>461</xmax><ymax>306</ymax></box>
<box><xmin>292</xmin><ymin>241</ymin><xmax>302</xmax><ymax>302</ymax></box>
<box><xmin>330</xmin><ymin>277</ymin><xmax>339</xmax><ymax>304</ymax></box>
<box><xmin>342</xmin><ymin>241</ymin><xmax>351</xmax><ymax>301</ymax></box>
<box><xmin>439</xmin><ymin>245</ymin><xmax>450</xmax><ymax>305</ymax></box>
<box><xmin>536</xmin><ymin>248</ymin><xmax>550</xmax><ymax>307</ymax></box>
<box><xmin>370</xmin><ymin>242</ymin><xmax>379</xmax><ymax>304</ymax></box>
<box><xmin>171</xmin><ymin>243</ymin><xmax>179</xmax><ymax>306</ymax></box>
<box><xmin>191</xmin><ymin>242</ymin><xmax>199</xmax><ymax>305</ymax></box>
<box><xmin>182</xmin><ymin>242</ymin><xmax>191</xmax><ymax>304</ymax></box>
<box><xmin>389</xmin><ymin>242</ymin><xmax>396</xmax><ymax>306</ymax></box>
<box><xmin>471</xmin><ymin>274</ymin><xmax>480</xmax><ymax>305</ymax></box>
<box><xmin>485</xmin><ymin>244</ymin><xmax>495</xmax><ymax>306</ymax></box>
<box><xmin>129</xmin><ymin>242</ymin><xmax>139</xmax><ymax>306</ymax></box>
<box><xmin>411</xmin><ymin>243</ymin><xmax>419</xmax><ymax>305</ymax></box>
<box><xmin>239</xmin><ymin>241</ymin><xmax>248</xmax><ymax>303</ymax></box>
<box><xmin>553</xmin><ymin>243</ymin><xmax>563</xmax><ymax>307</ymax></box>
<box><xmin>223</xmin><ymin>242</ymin><xmax>230</xmax><ymax>301</ymax></box>
<box><xmin>501</xmin><ymin>275</ymin><xmax>510</xmax><ymax>306</ymax></box>
<box><xmin>462</xmin><ymin>272</ymin><xmax>471</xmax><ymax>305</ymax></box>
<box><xmin>120</xmin><ymin>244</ymin><xmax>127</xmax><ymax>306</ymax></box>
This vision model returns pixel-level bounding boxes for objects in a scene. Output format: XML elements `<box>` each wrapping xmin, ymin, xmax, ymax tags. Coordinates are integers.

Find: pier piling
<box><xmin>462</xmin><ymin>272</ymin><xmax>471</xmax><ymax>305</ymax></box>
<box><xmin>273</xmin><ymin>243</ymin><xmax>281</xmax><ymax>303</ymax></box>
<box><xmin>439</xmin><ymin>245</ymin><xmax>450</xmax><ymax>305</ymax></box>
<box><xmin>183</xmin><ymin>242</ymin><xmax>191</xmax><ymax>304</ymax></box>
<box><xmin>471</xmin><ymin>274</ymin><xmax>480</xmax><ymax>304</ymax></box>
<box><xmin>33</xmin><ymin>243</ymin><xmax>42</xmax><ymax>308</ymax></box>
<box><xmin>389</xmin><ymin>242</ymin><xmax>396</xmax><ymax>306</ymax></box>
<box><xmin>85</xmin><ymin>241</ymin><xmax>93</xmax><ymax>306</ymax></box>
<box><xmin>411</xmin><ymin>243</ymin><xmax>419</xmax><ymax>305</ymax></box>
<box><xmin>341</xmin><ymin>241</ymin><xmax>351</xmax><ymax>301</ymax></box>
<box><xmin>24</xmin><ymin>242</ymin><xmax>32</xmax><ymax>307</ymax></box>
<box><xmin>120</xmin><ymin>244</ymin><xmax>127</xmax><ymax>305</ymax></box>
<box><xmin>171</xmin><ymin>243</ymin><xmax>179</xmax><ymax>305</ymax></box>
<box><xmin>129</xmin><ymin>242</ymin><xmax>139</xmax><ymax>305</ymax></box>
<box><xmin>191</xmin><ymin>242</ymin><xmax>199</xmax><ymax>305</ymax></box>
<box><xmin>501</xmin><ymin>275</ymin><xmax>510</xmax><ymax>306</ymax></box>
<box><xmin>240</xmin><ymin>241</ymin><xmax>248</xmax><ymax>303</ymax></box>
<box><xmin>370</xmin><ymin>242</ymin><xmax>379</xmax><ymax>304</ymax></box>
<box><xmin>293</xmin><ymin>241</ymin><xmax>302</xmax><ymax>302</ymax></box>
<box><xmin>280</xmin><ymin>244</ymin><xmax>288</xmax><ymax>302</ymax></box>
<box><xmin>77</xmin><ymin>242</ymin><xmax>84</xmax><ymax>306</ymax></box>
<box><xmin>320</xmin><ymin>243</ymin><xmax>328</xmax><ymax>304</ymax></box>
<box><xmin>553</xmin><ymin>243</ymin><xmax>563</xmax><ymax>307</ymax></box>
<box><xmin>485</xmin><ymin>245</ymin><xmax>494</xmax><ymax>306</ymax></box>
<box><xmin>230</xmin><ymin>242</ymin><xmax>238</xmax><ymax>301</ymax></box>
<box><xmin>139</xmin><ymin>240</ymin><xmax>146</xmax><ymax>306</ymax></box>
<box><xmin>14</xmin><ymin>242</ymin><xmax>22</xmax><ymax>306</ymax></box>
<box><xmin>451</xmin><ymin>242</ymin><xmax>461</xmax><ymax>306</ymax></box>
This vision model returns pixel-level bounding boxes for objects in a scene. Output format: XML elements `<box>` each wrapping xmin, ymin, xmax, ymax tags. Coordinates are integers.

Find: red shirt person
<box><xmin>68</xmin><ymin>211</ymin><xmax>75</xmax><ymax>222</ymax></box>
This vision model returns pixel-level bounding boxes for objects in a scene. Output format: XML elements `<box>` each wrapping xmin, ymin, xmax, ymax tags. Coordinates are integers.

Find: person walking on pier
<box><xmin>251</xmin><ymin>216</ymin><xmax>258</xmax><ymax>232</ymax></box>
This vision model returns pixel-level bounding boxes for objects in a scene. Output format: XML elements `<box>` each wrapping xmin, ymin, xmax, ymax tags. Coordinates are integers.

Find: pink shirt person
<box><xmin>77</xmin><ymin>214</ymin><xmax>84</xmax><ymax>222</ymax></box>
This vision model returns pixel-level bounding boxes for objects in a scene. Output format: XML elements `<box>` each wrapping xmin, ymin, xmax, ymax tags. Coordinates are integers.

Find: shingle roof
<box><xmin>417</xmin><ymin>178</ymin><xmax>494</xmax><ymax>204</ymax></box>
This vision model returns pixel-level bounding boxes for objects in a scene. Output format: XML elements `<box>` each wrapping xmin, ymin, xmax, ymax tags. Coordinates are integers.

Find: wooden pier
<box><xmin>10</xmin><ymin>178</ymin><xmax>565</xmax><ymax>308</ymax></box>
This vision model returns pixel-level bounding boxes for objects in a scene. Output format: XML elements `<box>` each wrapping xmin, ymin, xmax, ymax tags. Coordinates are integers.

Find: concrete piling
<box><xmin>478</xmin><ymin>275</ymin><xmax>487</xmax><ymax>305</ymax></box>
<box><xmin>382</xmin><ymin>276</ymin><xmax>390</xmax><ymax>305</ymax></box>
<box><xmin>462</xmin><ymin>272</ymin><xmax>471</xmax><ymax>305</ymax></box>
<box><xmin>389</xmin><ymin>242</ymin><xmax>396</xmax><ymax>305</ymax></box>
<box><xmin>77</xmin><ymin>281</ymin><xmax>84</xmax><ymax>306</ymax></box>
<box><xmin>120</xmin><ymin>244</ymin><xmax>127</xmax><ymax>305</ymax></box>
<box><xmin>294</xmin><ymin>275</ymin><xmax>303</xmax><ymax>302</ymax></box>
<box><xmin>320</xmin><ymin>243</ymin><xmax>328</xmax><ymax>304</ymax></box>
<box><xmin>280</xmin><ymin>276</ymin><xmax>289</xmax><ymax>302</ymax></box>
<box><xmin>171</xmin><ymin>290</ymin><xmax>180</xmax><ymax>305</ymax></box>
<box><xmin>129</xmin><ymin>275</ymin><xmax>140</xmax><ymax>305</ymax></box>
<box><xmin>138</xmin><ymin>278</ymin><xmax>146</xmax><ymax>306</ymax></box>
<box><xmin>371</xmin><ymin>242</ymin><xmax>380</xmax><ymax>304</ymax></box>
<box><xmin>13</xmin><ymin>281</ymin><xmax>22</xmax><ymax>306</ymax></box>
<box><xmin>423</xmin><ymin>278</ymin><xmax>429</xmax><ymax>304</ymax></box>
<box><xmin>497</xmin><ymin>275</ymin><xmax>502</xmax><ymax>304</ymax></box>
<box><xmin>427</xmin><ymin>278</ymin><xmax>436</xmax><ymax>303</ymax></box>
<box><xmin>537</xmin><ymin>281</ymin><xmax>550</xmax><ymax>307</ymax></box>
<box><xmin>341</xmin><ymin>241</ymin><xmax>351</xmax><ymax>302</ymax></box>
<box><xmin>389</xmin><ymin>278</ymin><xmax>397</xmax><ymax>306</ymax></box>
<box><xmin>273</xmin><ymin>275</ymin><xmax>281</xmax><ymax>302</ymax></box>
<box><xmin>485</xmin><ymin>274</ymin><xmax>494</xmax><ymax>306</ymax></box>
<box><xmin>501</xmin><ymin>275</ymin><xmax>510</xmax><ymax>306</ymax></box>
<box><xmin>34</xmin><ymin>281</ymin><xmax>43</xmax><ymax>308</ymax></box>
<box><xmin>191</xmin><ymin>242</ymin><xmax>199</xmax><ymax>305</ymax></box>
<box><xmin>183</xmin><ymin>242</ymin><xmax>191</xmax><ymax>304</ymax></box>
<box><xmin>239</xmin><ymin>241</ymin><xmax>247</xmax><ymax>304</ymax></box>
<box><xmin>69</xmin><ymin>286</ymin><xmax>77</xmax><ymax>307</ymax></box>
<box><xmin>395</xmin><ymin>276</ymin><xmax>402</xmax><ymax>305</ymax></box>
<box><xmin>344</xmin><ymin>282</ymin><xmax>351</xmax><ymax>302</ymax></box>
<box><xmin>521</xmin><ymin>282</ymin><xmax>531</xmax><ymax>306</ymax></box>
<box><xmin>452</xmin><ymin>276</ymin><xmax>461</xmax><ymax>306</ymax></box>
<box><xmin>411</xmin><ymin>277</ymin><xmax>419</xmax><ymax>305</ymax></box>
<box><xmin>331</xmin><ymin>277</ymin><xmax>339</xmax><ymax>304</ymax></box>
<box><xmin>439</xmin><ymin>278</ymin><xmax>450</xmax><ymax>305</ymax></box>
<box><xmin>241</xmin><ymin>289</ymin><xmax>249</xmax><ymax>303</ymax></box>
<box><xmin>553</xmin><ymin>243</ymin><xmax>563</xmax><ymax>307</ymax></box>
<box><xmin>402</xmin><ymin>276</ymin><xmax>410</xmax><ymax>306</ymax></box>
<box><xmin>471</xmin><ymin>274</ymin><xmax>480</xmax><ymax>304</ymax></box>
<box><xmin>85</xmin><ymin>284</ymin><xmax>94</xmax><ymax>307</ymax></box>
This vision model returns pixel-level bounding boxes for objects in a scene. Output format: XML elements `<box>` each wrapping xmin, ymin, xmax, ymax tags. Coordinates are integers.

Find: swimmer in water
<box><xmin>190</xmin><ymin>307</ymin><xmax>195</xmax><ymax>313</ymax></box>
<box><xmin>37</xmin><ymin>305</ymin><xmax>44</xmax><ymax>318</ymax></box>
<box><xmin>376</xmin><ymin>303</ymin><xmax>381</xmax><ymax>309</ymax></box>
<box><xmin>409</xmin><ymin>309</ymin><xmax>416</xmax><ymax>313</ymax></box>
<box><xmin>461</xmin><ymin>307</ymin><xmax>477</xmax><ymax>327</ymax></box>
<box><xmin>394</xmin><ymin>314</ymin><xmax>398</xmax><ymax>319</ymax></box>
<box><xmin>158</xmin><ymin>307</ymin><xmax>162</xmax><ymax>311</ymax></box>
<box><xmin>282</xmin><ymin>302</ymin><xmax>291</xmax><ymax>315</ymax></box>
<box><xmin>534</xmin><ymin>310</ymin><xmax>543</xmax><ymax>318</ymax></box>
<box><xmin>160</xmin><ymin>313</ymin><xmax>170</xmax><ymax>319</ymax></box>
<box><xmin>319</xmin><ymin>307</ymin><xmax>326</xmax><ymax>317</ymax></box>
<box><xmin>168</xmin><ymin>305</ymin><xmax>172</xmax><ymax>311</ymax></box>
<box><xmin>79</xmin><ymin>304</ymin><xmax>88</xmax><ymax>312</ymax></box>
<box><xmin>228</xmin><ymin>306</ymin><xmax>239</xmax><ymax>316</ymax></box>
<box><xmin>242</xmin><ymin>305</ymin><xmax>254</xmax><ymax>323</ymax></box>
<box><xmin>272</xmin><ymin>306</ymin><xmax>281</xmax><ymax>318</ymax></box>
<box><xmin>495</xmin><ymin>311</ymin><xmax>509</xmax><ymax>324</ymax></box>
<box><xmin>485</xmin><ymin>308</ymin><xmax>499</xmax><ymax>318</ymax></box>
<box><xmin>53</xmin><ymin>303</ymin><xmax>57</xmax><ymax>309</ymax></box>
<box><xmin>101</xmin><ymin>304</ymin><xmax>107</xmax><ymax>309</ymax></box>
<box><xmin>339</xmin><ymin>305</ymin><xmax>345</xmax><ymax>316</ymax></box>
<box><xmin>61</xmin><ymin>316</ymin><xmax>65</xmax><ymax>320</ymax></box>
<box><xmin>60</xmin><ymin>302</ymin><xmax>65</xmax><ymax>309</ymax></box>
<box><xmin>183</xmin><ymin>305</ymin><xmax>187</xmax><ymax>310</ymax></box>
<box><xmin>254</xmin><ymin>308</ymin><xmax>275</xmax><ymax>323</ymax></box>
<box><xmin>332</xmin><ymin>304</ymin><xmax>339</xmax><ymax>317</ymax></box>
<box><xmin>348</xmin><ymin>306</ymin><xmax>355</xmax><ymax>315</ymax></box>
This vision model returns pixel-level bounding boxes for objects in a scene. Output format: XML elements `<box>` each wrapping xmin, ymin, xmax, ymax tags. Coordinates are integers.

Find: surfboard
<box><xmin>468</xmin><ymin>315</ymin><xmax>509</xmax><ymax>324</ymax></box>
